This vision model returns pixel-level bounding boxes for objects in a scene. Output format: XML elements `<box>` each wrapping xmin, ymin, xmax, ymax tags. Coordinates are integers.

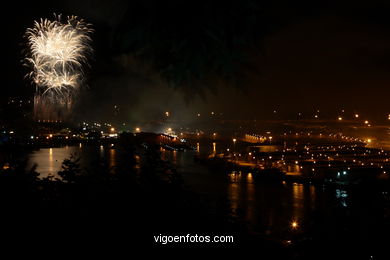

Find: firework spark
<box><xmin>25</xmin><ymin>14</ymin><xmax>93</xmax><ymax>98</ymax></box>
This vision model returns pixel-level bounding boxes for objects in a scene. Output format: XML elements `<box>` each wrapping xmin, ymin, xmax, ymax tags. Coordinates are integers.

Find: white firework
<box><xmin>25</xmin><ymin>14</ymin><xmax>93</xmax><ymax>98</ymax></box>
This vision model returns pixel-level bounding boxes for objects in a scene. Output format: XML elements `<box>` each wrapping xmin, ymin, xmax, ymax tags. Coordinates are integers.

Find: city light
<box><xmin>4</xmin><ymin>5</ymin><xmax>390</xmax><ymax>251</ymax></box>
<box><xmin>291</xmin><ymin>221</ymin><xmax>299</xmax><ymax>229</ymax></box>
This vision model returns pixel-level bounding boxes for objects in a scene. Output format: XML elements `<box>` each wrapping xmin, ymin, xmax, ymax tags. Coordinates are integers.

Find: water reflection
<box><xmin>246</xmin><ymin>173</ymin><xmax>255</xmax><ymax>223</ymax></box>
<box><xmin>227</xmin><ymin>172</ymin><xmax>259</xmax><ymax>231</ymax></box>
<box><xmin>310</xmin><ymin>185</ymin><xmax>316</xmax><ymax>210</ymax></box>
<box><xmin>49</xmin><ymin>148</ymin><xmax>53</xmax><ymax>174</ymax></box>
<box><xmin>28</xmin><ymin>146</ymin><xmax>81</xmax><ymax>178</ymax></box>
<box><xmin>335</xmin><ymin>188</ymin><xmax>348</xmax><ymax>207</ymax></box>
<box><xmin>99</xmin><ymin>145</ymin><xmax>104</xmax><ymax>157</ymax></box>
<box><xmin>27</xmin><ymin>145</ymin><xmax>113</xmax><ymax>178</ymax></box>
<box><xmin>226</xmin><ymin>172</ymin><xmax>325</xmax><ymax>235</ymax></box>
<box><xmin>26</xmin><ymin>142</ymin><xmax>362</xmax><ymax>241</ymax></box>
<box><xmin>173</xmin><ymin>150</ymin><xmax>177</xmax><ymax>164</ymax></box>
<box><xmin>228</xmin><ymin>175</ymin><xmax>240</xmax><ymax>218</ymax></box>
<box><xmin>109</xmin><ymin>148</ymin><xmax>116</xmax><ymax>170</ymax></box>
<box><xmin>292</xmin><ymin>183</ymin><xmax>304</xmax><ymax>224</ymax></box>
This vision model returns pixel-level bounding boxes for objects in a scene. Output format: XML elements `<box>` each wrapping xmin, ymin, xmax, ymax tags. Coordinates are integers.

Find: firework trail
<box><xmin>24</xmin><ymin>14</ymin><xmax>92</xmax><ymax>114</ymax></box>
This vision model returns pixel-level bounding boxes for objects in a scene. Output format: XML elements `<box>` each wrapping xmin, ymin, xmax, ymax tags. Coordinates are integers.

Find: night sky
<box><xmin>4</xmin><ymin>0</ymin><xmax>390</xmax><ymax>123</ymax></box>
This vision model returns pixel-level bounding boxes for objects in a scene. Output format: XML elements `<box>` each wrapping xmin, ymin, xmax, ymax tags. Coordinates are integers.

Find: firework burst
<box><xmin>25</xmin><ymin>14</ymin><xmax>93</xmax><ymax>99</ymax></box>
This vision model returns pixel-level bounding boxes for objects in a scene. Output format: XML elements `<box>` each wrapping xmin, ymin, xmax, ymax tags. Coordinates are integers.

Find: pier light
<box><xmin>355</xmin><ymin>114</ymin><xmax>359</xmax><ymax>118</ymax></box>
<box><xmin>338</xmin><ymin>116</ymin><xmax>342</xmax><ymax>121</ymax></box>
<box><xmin>233</xmin><ymin>138</ymin><xmax>237</xmax><ymax>143</ymax></box>
<box><xmin>364</xmin><ymin>120</ymin><xmax>369</xmax><ymax>124</ymax></box>
<box><xmin>110</xmin><ymin>127</ymin><xmax>115</xmax><ymax>132</ymax></box>
<box><xmin>135</xmin><ymin>127</ymin><xmax>141</xmax><ymax>132</ymax></box>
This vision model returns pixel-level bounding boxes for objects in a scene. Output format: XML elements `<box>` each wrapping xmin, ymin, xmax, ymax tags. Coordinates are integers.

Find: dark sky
<box><xmin>4</xmin><ymin>0</ymin><xmax>390</xmax><ymax>123</ymax></box>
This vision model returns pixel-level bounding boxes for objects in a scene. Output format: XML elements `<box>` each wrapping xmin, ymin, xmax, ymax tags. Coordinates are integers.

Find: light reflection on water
<box><xmin>27</xmin><ymin>146</ymin><xmax>78</xmax><ymax>178</ymax></box>
<box><xmin>26</xmin><ymin>143</ymin><xmax>359</xmax><ymax>237</ymax></box>
<box><xmin>109</xmin><ymin>148</ymin><xmax>116</xmax><ymax>170</ymax></box>
<box><xmin>27</xmin><ymin>145</ymin><xmax>113</xmax><ymax>178</ymax></box>
<box><xmin>226</xmin><ymin>171</ymin><xmax>316</xmax><ymax>234</ymax></box>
